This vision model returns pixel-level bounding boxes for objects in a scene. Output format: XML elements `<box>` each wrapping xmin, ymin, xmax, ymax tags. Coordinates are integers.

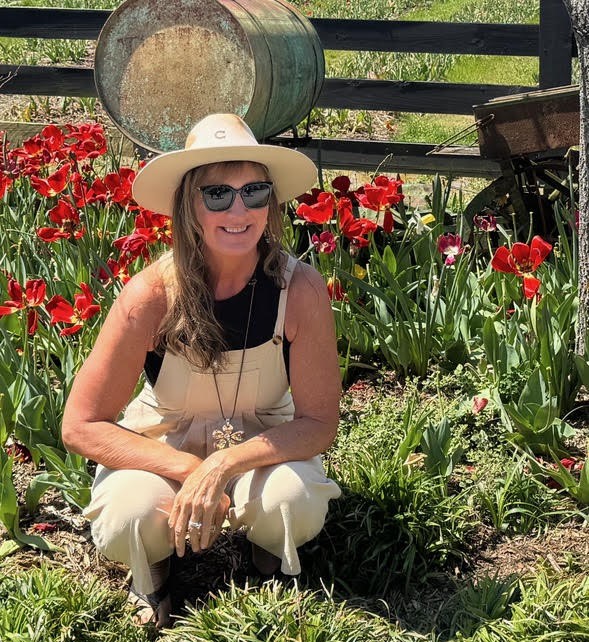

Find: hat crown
<box><xmin>184</xmin><ymin>113</ymin><xmax>258</xmax><ymax>151</ymax></box>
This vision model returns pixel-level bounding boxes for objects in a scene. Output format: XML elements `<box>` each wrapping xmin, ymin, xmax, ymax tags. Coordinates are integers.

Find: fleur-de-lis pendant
<box><xmin>213</xmin><ymin>419</ymin><xmax>245</xmax><ymax>450</ymax></box>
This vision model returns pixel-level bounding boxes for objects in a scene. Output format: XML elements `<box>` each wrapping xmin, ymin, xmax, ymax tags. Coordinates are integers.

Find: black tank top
<box><xmin>143</xmin><ymin>261</ymin><xmax>291</xmax><ymax>387</ymax></box>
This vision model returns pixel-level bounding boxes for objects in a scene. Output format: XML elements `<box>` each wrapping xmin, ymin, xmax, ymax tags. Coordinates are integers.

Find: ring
<box><xmin>188</xmin><ymin>520</ymin><xmax>202</xmax><ymax>530</ymax></box>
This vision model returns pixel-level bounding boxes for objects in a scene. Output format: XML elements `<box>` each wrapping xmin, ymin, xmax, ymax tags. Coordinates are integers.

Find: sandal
<box><xmin>128</xmin><ymin>579</ymin><xmax>172</xmax><ymax>629</ymax></box>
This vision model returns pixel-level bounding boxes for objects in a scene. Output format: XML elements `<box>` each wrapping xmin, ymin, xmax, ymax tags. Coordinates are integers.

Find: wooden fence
<box><xmin>0</xmin><ymin>0</ymin><xmax>577</xmax><ymax>177</ymax></box>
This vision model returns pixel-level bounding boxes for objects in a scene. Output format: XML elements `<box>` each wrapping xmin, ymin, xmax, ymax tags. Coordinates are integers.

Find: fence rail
<box><xmin>0</xmin><ymin>1</ymin><xmax>576</xmax><ymax>176</ymax></box>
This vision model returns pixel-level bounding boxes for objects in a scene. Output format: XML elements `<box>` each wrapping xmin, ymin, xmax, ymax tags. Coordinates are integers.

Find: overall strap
<box><xmin>272</xmin><ymin>254</ymin><xmax>298</xmax><ymax>344</ymax></box>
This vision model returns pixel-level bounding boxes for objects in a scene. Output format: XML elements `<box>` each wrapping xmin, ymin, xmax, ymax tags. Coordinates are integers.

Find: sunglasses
<box><xmin>197</xmin><ymin>181</ymin><xmax>273</xmax><ymax>212</ymax></box>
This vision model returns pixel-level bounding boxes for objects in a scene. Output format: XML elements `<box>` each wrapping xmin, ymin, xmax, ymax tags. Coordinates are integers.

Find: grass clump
<box><xmin>462</xmin><ymin>568</ymin><xmax>589</xmax><ymax>641</ymax></box>
<box><xmin>305</xmin><ymin>390</ymin><xmax>476</xmax><ymax>596</ymax></box>
<box><xmin>0</xmin><ymin>565</ymin><xmax>151</xmax><ymax>642</ymax></box>
<box><xmin>160</xmin><ymin>580</ymin><xmax>423</xmax><ymax>642</ymax></box>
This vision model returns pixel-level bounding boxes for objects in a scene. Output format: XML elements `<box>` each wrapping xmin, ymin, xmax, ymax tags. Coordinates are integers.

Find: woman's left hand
<box><xmin>168</xmin><ymin>453</ymin><xmax>231</xmax><ymax>556</ymax></box>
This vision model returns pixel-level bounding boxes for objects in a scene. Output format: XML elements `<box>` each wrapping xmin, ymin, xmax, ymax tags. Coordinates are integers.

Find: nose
<box><xmin>227</xmin><ymin>191</ymin><xmax>250</xmax><ymax>213</ymax></box>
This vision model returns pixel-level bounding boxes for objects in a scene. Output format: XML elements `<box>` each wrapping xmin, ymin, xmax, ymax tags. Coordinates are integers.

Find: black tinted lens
<box><xmin>201</xmin><ymin>185</ymin><xmax>234</xmax><ymax>211</ymax></box>
<box><xmin>241</xmin><ymin>182</ymin><xmax>273</xmax><ymax>208</ymax></box>
<box><xmin>200</xmin><ymin>182</ymin><xmax>273</xmax><ymax>211</ymax></box>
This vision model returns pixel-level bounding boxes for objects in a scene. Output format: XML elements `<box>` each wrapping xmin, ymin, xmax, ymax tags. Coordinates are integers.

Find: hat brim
<box><xmin>132</xmin><ymin>144</ymin><xmax>317</xmax><ymax>215</ymax></box>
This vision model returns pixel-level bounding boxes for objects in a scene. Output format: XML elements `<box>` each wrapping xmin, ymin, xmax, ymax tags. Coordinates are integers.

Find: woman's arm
<box><xmin>61</xmin><ymin>265</ymin><xmax>201</xmax><ymax>483</ymax></box>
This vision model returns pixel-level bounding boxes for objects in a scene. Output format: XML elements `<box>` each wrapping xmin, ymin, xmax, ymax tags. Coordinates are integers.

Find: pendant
<box><xmin>213</xmin><ymin>419</ymin><xmax>245</xmax><ymax>450</ymax></box>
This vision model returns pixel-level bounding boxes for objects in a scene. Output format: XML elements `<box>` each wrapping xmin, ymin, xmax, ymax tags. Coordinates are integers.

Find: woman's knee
<box><xmin>87</xmin><ymin>469</ymin><xmax>176</xmax><ymax>563</ymax></box>
<box><xmin>251</xmin><ymin>462</ymin><xmax>334</xmax><ymax>542</ymax></box>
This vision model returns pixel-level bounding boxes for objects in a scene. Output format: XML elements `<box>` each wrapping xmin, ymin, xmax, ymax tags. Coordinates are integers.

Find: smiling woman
<box><xmin>60</xmin><ymin>113</ymin><xmax>342</xmax><ymax>629</ymax></box>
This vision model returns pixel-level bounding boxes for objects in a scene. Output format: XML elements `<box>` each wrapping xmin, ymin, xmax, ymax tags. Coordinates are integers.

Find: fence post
<box><xmin>539</xmin><ymin>0</ymin><xmax>573</xmax><ymax>88</ymax></box>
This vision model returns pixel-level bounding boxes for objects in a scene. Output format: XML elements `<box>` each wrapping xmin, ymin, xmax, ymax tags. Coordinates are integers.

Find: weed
<box><xmin>474</xmin><ymin>456</ymin><xmax>571</xmax><ymax>535</ymax></box>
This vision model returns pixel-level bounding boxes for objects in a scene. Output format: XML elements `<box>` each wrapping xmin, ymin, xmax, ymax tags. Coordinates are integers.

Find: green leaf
<box><xmin>14</xmin><ymin>395</ymin><xmax>51</xmax><ymax>464</ymax></box>
<box><xmin>381</xmin><ymin>245</ymin><xmax>397</xmax><ymax>276</ymax></box>
<box><xmin>0</xmin><ymin>539</ymin><xmax>23</xmax><ymax>559</ymax></box>
<box><xmin>25</xmin><ymin>471</ymin><xmax>59</xmax><ymax>514</ymax></box>
<box><xmin>577</xmin><ymin>459</ymin><xmax>589</xmax><ymax>504</ymax></box>
<box><xmin>0</xmin><ymin>450</ymin><xmax>18</xmax><ymax>536</ymax></box>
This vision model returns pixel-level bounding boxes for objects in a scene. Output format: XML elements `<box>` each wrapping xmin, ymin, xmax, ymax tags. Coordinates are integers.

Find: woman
<box><xmin>62</xmin><ymin>113</ymin><xmax>342</xmax><ymax>628</ymax></box>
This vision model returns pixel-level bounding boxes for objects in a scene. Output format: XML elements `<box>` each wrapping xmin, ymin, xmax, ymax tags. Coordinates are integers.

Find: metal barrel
<box><xmin>94</xmin><ymin>0</ymin><xmax>324</xmax><ymax>152</ymax></box>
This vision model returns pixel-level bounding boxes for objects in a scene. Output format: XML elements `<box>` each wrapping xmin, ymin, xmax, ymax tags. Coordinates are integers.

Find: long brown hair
<box><xmin>154</xmin><ymin>161</ymin><xmax>286</xmax><ymax>370</ymax></box>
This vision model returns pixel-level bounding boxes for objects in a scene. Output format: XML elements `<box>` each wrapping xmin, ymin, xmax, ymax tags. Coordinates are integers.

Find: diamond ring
<box><xmin>189</xmin><ymin>520</ymin><xmax>203</xmax><ymax>530</ymax></box>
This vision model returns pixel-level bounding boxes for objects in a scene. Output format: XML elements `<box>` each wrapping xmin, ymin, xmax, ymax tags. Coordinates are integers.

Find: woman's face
<box><xmin>194</xmin><ymin>162</ymin><xmax>269</xmax><ymax>261</ymax></box>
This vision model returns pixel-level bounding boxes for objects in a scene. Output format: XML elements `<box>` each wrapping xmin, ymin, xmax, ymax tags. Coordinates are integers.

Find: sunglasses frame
<box><xmin>197</xmin><ymin>181</ymin><xmax>274</xmax><ymax>212</ymax></box>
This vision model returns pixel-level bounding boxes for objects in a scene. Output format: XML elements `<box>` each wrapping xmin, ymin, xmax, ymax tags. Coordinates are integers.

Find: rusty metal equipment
<box><xmin>474</xmin><ymin>85</ymin><xmax>580</xmax><ymax>160</ymax></box>
<box><xmin>466</xmin><ymin>85</ymin><xmax>580</xmax><ymax>236</ymax></box>
<box><xmin>94</xmin><ymin>0</ymin><xmax>324</xmax><ymax>153</ymax></box>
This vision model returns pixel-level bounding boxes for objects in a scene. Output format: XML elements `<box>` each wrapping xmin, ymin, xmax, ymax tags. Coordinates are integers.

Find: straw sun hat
<box><xmin>132</xmin><ymin>113</ymin><xmax>318</xmax><ymax>215</ymax></box>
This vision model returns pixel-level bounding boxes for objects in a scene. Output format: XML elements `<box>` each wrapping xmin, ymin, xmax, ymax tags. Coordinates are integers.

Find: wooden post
<box><xmin>539</xmin><ymin>0</ymin><xmax>573</xmax><ymax>88</ymax></box>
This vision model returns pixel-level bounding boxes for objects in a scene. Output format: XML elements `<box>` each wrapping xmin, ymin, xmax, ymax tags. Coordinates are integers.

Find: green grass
<box><xmin>445</xmin><ymin>56</ymin><xmax>540</xmax><ymax>87</ymax></box>
<box><xmin>0</xmin><ymin>565</ymin><xmax>151</xmax><ymax>642</ymax></box>
<box><xmin>393</xmin><ymin>114</ymin><xmax>478</xmax><ymax>147</ymax></box>
<box><xmin>1</xmin><ymin>562</ymin><xmax>588</xmax><ymax>641</ymax></box>
<box><xmin>161</xmin><ymin>581</ymin><xmax>409</xmax><ymax>642</ymax></box>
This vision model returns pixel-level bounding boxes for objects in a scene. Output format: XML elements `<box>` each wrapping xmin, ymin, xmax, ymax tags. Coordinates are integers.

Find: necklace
<box><xmin>212</xmin><ymin>277</ymin><xmax>256</xmax><ymax>450</ymax></box>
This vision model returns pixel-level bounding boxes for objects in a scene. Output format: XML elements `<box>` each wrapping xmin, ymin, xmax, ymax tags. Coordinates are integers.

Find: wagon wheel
<box><xmin>464</xmin><ymin>149</ymin><xmax>578</xmax><ymax>243</ymax></box>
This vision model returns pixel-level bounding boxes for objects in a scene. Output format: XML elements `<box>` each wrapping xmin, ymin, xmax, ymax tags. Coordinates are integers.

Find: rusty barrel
<box><xmin>94</xmin><ymin>0</ymin><xmax>324</xmax><ymax>152</ymax></box>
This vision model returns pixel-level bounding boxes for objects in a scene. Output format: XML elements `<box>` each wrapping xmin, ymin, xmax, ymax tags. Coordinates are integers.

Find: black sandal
<box><xmin>128</xmin><ymin>578</ymin><xmax>172</xmax><ymax>629</ymax></box>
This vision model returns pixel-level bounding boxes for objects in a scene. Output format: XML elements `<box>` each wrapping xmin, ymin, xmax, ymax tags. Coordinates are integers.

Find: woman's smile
<box><xmin>220</xmin><ymin>225</ymin><xmax>249</xmax><ymax>234</ymax></box>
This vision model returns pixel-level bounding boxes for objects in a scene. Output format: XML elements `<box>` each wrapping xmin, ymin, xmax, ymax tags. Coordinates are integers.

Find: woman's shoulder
<box><xmin>289</xmin><ymin>260</ymin><xmax>328</xmax><ymax>299</ymax></box>
<box><xmin>285</xmin><ymin>260</ymin><xmax>330</xmax><ymax>333</ymax></box>
<box><xmin>114</xmin><ymin>258</ymin><xmax>169</xmax><ymax>326</ymax></box>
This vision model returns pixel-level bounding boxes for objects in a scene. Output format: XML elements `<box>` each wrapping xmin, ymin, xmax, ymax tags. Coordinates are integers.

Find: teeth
<box><xmin>223</xmin><ymin>226</ymin><xmax>247</xmax><ymax>233</ymax></box>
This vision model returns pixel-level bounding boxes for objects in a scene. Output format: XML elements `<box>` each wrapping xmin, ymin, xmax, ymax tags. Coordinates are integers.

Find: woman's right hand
<box><xmin>168</xmin><ymin>451</ymin><xmax>232</xmax><ymax>556</ymax></box>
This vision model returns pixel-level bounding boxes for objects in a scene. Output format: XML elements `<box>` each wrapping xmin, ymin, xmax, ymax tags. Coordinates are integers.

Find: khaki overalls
<box><xmin>83</xmin><ymin>255</ymin><xmax>341</xmax><ymax>593</ymax></box>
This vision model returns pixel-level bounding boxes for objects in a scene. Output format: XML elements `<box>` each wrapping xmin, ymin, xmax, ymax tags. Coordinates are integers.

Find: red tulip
<box><xmin>382</xmin><ymin>209</ymin><xmax>394</xmax><ymax>233</ymax></box>
<box><xmin>356</xmin><ymin>175</ymin><xmax>403</xmax><ymax>211</ymax></box>
<box><xmin>491</xmin><ymin>236</ymin><xmax>552</xmax><ymax>300</ymax></box>
<box><xmin>37</xmin><ymin>198</ymin><xmax>85</xmax><ymax>242</ymax></box>
<box><xmin>437</xmin><ymin>233</ymin><xmax>464</xmax><ymax>265</ymax></box>
<box><xmin>134</xmin><ymin>209</ymin><xmax>173</xmax><ymax>246</ymax></box>
<box><xmin>104</xmin><ymin>167</ymin><xmax>136</xmax><ymax>207</ymax></box>
<box><xmin>30</xmin><ymin>163</ymin><xmax>70</xmax><ymax>198</ymax></box>
<box><xmin>295</xmin><ymin>188</ymin><xmax>322</xmax><ymax>206</ymax></box>
<box><xmin>65</xmin><ymin>123</ymin><xmax>107</xmax><ymax>160</ymax></box>
<box><xmin>46</xmin><ymin>282</ymin><xmax>100</xmax><ymax>336</ymax></box>
<box><xmin>311</xmin><ymin>231</ymin><xmax>337</xmax><ymax>254</ymax></box>
<box><xmin>296</xmin><ymin>192</ymin><xmax>335</xmax><ymax>224</ymax></box>
<box><xmin>97</xmin><ymin>258</ymin><xmax>132</xmax><ymax>285</ymax></box>
<box><xmin>331</xmin><ymin>175</ymin><xmax>358</xmax><ymax>203</ymax></box>
<box><xmin>0</xmin><ymin>172</ymin><xmax>13</xmax><ymax>199</ymax></box>
<box><xmin>327</xmin><ymin>276</ymin><xmax>345</xmax><ymax>301</ymax></box>
<box><xmin>113</xmin><ymin>231</ymin><xmax>151</xmax><ymax>264</ymax></box>
<box><xmin>0</xmin><ymin>278</ymin><xmax>46</xmax><ymax>334</ymax></box>
<box><xmin>337</xmin><ymin>197</ymin><xmax>377</xmax><ymax>248</ymax></box>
